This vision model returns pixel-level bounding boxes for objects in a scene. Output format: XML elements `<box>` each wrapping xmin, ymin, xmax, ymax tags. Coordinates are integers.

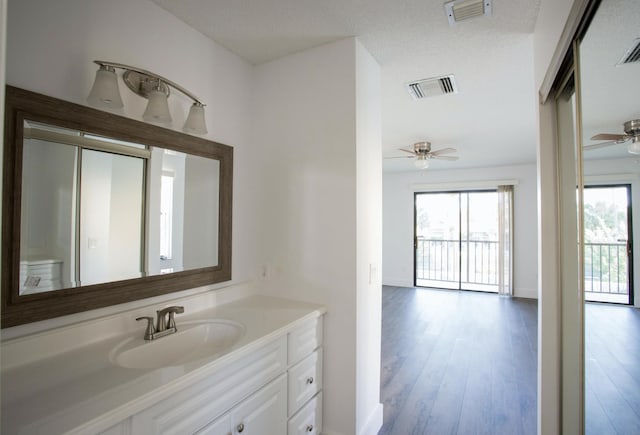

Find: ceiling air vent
<box><xmin>406</xmin><ymin>75</ymin><xmax>458</xmax><ymax>100</ymax></box>
<box><xmin>445</xmin><ymin>0</ymin><xmax>492</xmax><ymax>25</ymax></box>
<box><xmin>617</xmin><ymin>38</ymin><xmax>640</xmax><ymax>65</ymax></box>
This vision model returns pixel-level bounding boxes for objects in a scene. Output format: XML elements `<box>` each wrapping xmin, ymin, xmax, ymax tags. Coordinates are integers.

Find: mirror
<box><xmin>2</xmin><ymin>86</ymin><xmax>233</xmax><ymax>327</ymax></box>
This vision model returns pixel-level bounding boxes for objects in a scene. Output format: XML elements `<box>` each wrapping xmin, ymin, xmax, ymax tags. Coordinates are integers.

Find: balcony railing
<box><xmin>415</xmin><ymin>238</ymin><xmax>499</xmax><ymax>291</ymax></box>
<box><xmin>416</xmin><ymin>239</ymin><xmax>629</xmax><ymax>298</ymax></box>
<box><xmin>584</xmin><ymin>242</ymin><xmax>628</xmax><ymax>295</ymax></box>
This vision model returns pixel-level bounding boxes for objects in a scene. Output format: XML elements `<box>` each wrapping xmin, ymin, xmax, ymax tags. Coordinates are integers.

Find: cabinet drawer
<box><xmin>229</xmin><ymin>374</ymin><xmax>287</xmax><ymax>435</ymax></box>
<box><xmin>195</xmin><ymin>413</ymin><xmax>230</xmax><ymax>435</ymax></box>
<box><xmin>131</xmin><ymin>336</ymin><xmax>287</xmax><ymax>435</ymax></box>
<box><xmin>288</xmin><ymin>317</ymin><xmax>322</xmax><ymax>366</ymax></box>
<box><xmin>197</xmin><ymin>375</ymin><xmax>287</xmax><ymax>435</ymax></box>
<box><xmin>287</xmin><ymin>348</ymin><xmax>322</xmax><ymax>416</ymax></box>
<box><xmin>287</xmin><ymin>392</ymin><xmax>322</xmax><ymax>435</ymax></box>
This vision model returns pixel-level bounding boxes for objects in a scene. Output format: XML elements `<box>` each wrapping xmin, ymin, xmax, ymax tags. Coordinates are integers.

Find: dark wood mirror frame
<box><xmin>2</xmin><ymin>86</ymin><xmax>233</xmax><ymax>328</ymax></box>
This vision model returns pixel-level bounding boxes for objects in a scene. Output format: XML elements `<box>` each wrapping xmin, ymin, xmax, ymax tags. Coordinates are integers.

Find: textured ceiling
<box><xmin>152</xmin><ymin>0</ymin><xmax>544</xmax><ymax>171</ymax></box>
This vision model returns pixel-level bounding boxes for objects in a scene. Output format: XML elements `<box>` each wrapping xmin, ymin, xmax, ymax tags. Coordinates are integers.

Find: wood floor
<box><xmin>585</xmin><ymin>302</ymin><xmax>640</xmax><ymax>434</ymax></box>
<box><xmin>379</xmin><ymin>286</ymin><xmax>537</xmax><ymax>435</ymax></box>
<box><xmin>379</xmin><ymin>286</ymin><xmax>640</xmax><ymax>435</ymax></box>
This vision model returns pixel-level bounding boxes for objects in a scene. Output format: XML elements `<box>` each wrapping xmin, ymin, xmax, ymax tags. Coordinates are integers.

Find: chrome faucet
<box><xmin>136</xmin><ymin>306</ymin><xmax>184</xmax><ymax>340</ymax></box>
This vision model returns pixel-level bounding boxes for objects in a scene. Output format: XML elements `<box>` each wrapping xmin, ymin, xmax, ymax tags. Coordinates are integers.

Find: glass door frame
<box><xmin>413</xmin><ymin>189</ymin><xmax>500</xmax><ymax>292</ymax></box>
<box><xmin>583</xmin><ymin>183</ymin><xmax>634</xmax><ymax>305</ymax></box>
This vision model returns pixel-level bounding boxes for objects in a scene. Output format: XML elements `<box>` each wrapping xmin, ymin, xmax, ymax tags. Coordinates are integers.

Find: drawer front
<box><xmin>131</xmin><ymin>336</ymin><xmax>287</xmax><ymax>435</ymax></box>
<box><xmin>287</xmin><ymin>348</ymin><xmax>322</xmax><ymax>416</ymax></box>
<box><xmin>287</xmin><ymin>392</ymin><xmax>322</xmax><ymax>435</ymax></box>
<box><xmin>287</xmin><ymin>317</ymin><xmax>323</xmax><ymax>366</ymax></box>
<box><xmin>229</xmin><ymin>374</ymin><xmax>287</xmax><ymax>435</ymax></box>
<box><xmin>195</xmin><ymin>413</ymin><xmax>230</xmax><ymax>435</ymax></box>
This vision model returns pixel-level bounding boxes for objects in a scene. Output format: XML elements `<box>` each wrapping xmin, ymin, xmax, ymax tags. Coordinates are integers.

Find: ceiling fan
<box><xmin>386</xmin><ymin>141</ymin><xmax>459</xmax><ymax>169</ymax></box>
<box><xmin>585</xmin><ymin>119</ymin><xmax>640</xmax><ymax>154</ymax></box>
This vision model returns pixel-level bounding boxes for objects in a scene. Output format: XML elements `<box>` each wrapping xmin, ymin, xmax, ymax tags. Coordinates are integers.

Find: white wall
<box><xmin>251</xmin><ymin>37</ymin><xmax>382</xmax><ymax>435</ymax></box>
<box><xmin>6</xmin><ymin>0</ymin><xmax>255</xmax><ymax>293</ymax></box>
<box><xmin>383</xmin><ymin>163</ymin><xmax>538</xmax><ymax>298</ymax></box>
<box><xmin>183</xmin><ymin>155</ymin><xmax>219</xmax><ymax>269</ymax></box>
<box><xmin>6</xmin><ymin>0</ymin><xmax>255</xmax><ymax>289</ymax></box>
<box><xmin>354</xmin><ymin>40</ymin><xmax>383</xmax><ymax>434</ymax></box>
<box><xmin>5</xmin><ymin>5</ymin><xmax>384</xmax><ymax>434</ymax></box>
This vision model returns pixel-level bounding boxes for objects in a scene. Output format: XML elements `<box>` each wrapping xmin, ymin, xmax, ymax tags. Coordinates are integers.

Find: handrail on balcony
<box><xmin>584</xmin><ymin>241</ymin><xmax>628</xmax><ymax>295</ymax></box>
<box><xmin>415</xmin><ymin>238</ymin><xmax>629</xmax><ymax>296</ymax></box>
<box><xmin>415</xmin><ymin>238</ymin><xmax>498</xmax><ymax>287</ymax></box>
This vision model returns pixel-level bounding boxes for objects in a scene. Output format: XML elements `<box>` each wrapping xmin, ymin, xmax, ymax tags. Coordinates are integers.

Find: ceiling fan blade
<box><xmin>584</xmin><ymin>140</ymin><xmax>626</xmax><ymax>151</ymax></box>
<box><xmin>431</xmin><ymin>155</ymin><xmax>459</xmax><ymax>161</ymax></box>
<box><xmin>384</xmin><ymin>155</ymin><xmax>415</xmax><ymax>159</ymax></box>
<box><xmin>590</xmin><ymin>133</ymin><xmax>626</xmax><ymax>141</ymax></box>
<box><xmin>399</xmin><ymin>148</ymin><xmax>417</xmax><ymax>155</ymax></box>
<box><xmin>429</xmin><ymin>147</ymin><xmax>456</xmax><ymax>156</ymax></box>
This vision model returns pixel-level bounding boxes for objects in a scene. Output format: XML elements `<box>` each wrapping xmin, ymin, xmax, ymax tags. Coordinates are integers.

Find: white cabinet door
<box><xmin>130</xmin><ymin>337</ymin><xmax>287</xmax><ymax>435</ymax></box>
<box><xmin>196</xmin><ymin>413</ymin><xmax>231</xmax><ymax>435</ymax></box>
<box><xmin>229</xmin><ymin>374</ymin><xmax>287</xmax><ymax>435</ymax></box>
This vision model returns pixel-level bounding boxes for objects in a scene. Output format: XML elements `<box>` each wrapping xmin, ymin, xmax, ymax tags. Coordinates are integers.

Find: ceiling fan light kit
<box><xmin>414</xmin><ymin>156</ymin><xmax>430</xmax><ymax>169</ymax></box>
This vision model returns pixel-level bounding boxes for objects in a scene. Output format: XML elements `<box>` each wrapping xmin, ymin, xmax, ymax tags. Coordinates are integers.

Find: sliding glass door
<box><xmin>584</xmin><ymin>185</ymin><xmax>633</xmax><ymax>304</ymax></box>
<box><xmin>415</xmin><ymin>190</ymin><xmax>509</xmax><ymax>292</ymax></box>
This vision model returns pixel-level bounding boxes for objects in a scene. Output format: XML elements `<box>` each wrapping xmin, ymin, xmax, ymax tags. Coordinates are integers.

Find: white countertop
<box><xmin>1</xmin><ymin>294</ymin><xmax>326</xmax><ymax>434</ymax></box>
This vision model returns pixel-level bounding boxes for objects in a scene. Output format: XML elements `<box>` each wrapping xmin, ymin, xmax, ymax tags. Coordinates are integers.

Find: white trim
<box><xmin>584</xmin><ymin>173</ymin><xmax>638</xmax><ymax>184</ymax></box>
<box><xmin>358</xmin><ymin>402</ymin><xmax>383</xmax><ymax>435</ymax></box>
<box><xmin>539</xmin><ymin>0</ymin><xmax>591</xmax><ymax>103</ymax></box>
<box><xmin>411</xmin><ymin>179</ymin><xmax>519</xmax><ymax>192</ymax></box>
<box><xmin>24</xmin><ymin>127</ymin><xmax>151</xmax><ymax>159</ymax></box>
<box><xmin>515</xmin><ymin>287</ymin><xmax>538</xmax><ymax>299</ymax></box>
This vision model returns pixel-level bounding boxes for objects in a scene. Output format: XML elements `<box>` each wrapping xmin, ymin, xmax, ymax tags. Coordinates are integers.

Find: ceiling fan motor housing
<box><xmin>414</xmin><ymin>141</ymin><xmax>432</xmax><ymax>155</ymax></box>
<box><xmin>624</xmin><ymin>119</ymin><xmax>640</xmax><ymax>141</ymax></box>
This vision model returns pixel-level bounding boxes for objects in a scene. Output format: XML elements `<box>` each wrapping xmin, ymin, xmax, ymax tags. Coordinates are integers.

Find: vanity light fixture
<box><xmin>87</xmin><ymin>60</ymin><xmax>208</xmax><ymax>135</ymax></box>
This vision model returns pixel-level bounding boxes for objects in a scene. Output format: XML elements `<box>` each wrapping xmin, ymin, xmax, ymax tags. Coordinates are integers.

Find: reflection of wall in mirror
<box><xmin>20</xmin><ymin>138</ymin><xmax>76</xmax><ymax>293</ymax></box>
<box><xmin>183</xmin><ymin>156</ymin><xmax>220</xmax><ymax>268</ymax></box>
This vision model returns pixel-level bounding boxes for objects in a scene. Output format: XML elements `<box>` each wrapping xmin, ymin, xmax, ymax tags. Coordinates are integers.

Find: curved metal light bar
<box><xmin>95</xmin><ymin>60</ymin><xmax>204</xmax><ymax>105</ymax></box>
<box><xmin>88</xmin><ymin>60</ymin><xmax>208</xmax><ymax>134</ymax></box>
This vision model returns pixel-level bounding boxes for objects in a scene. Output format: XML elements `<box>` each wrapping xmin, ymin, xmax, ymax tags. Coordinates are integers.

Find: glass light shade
<box><xmin>414</xmin><ymin>157</ymin><xmax>429</xmax><ymax>169</ymax></box>
<box><xmin>183</xmin><ymin>103</ymin><xmax>208</xmax><ymax>135</ymax></box>
<box><xmin>143</xmin><ymin>88</ymin><xmax>172</xmax><ymax>123</ymax></box>
<box><xmin>628</xmin><ymin>140</ymin><xmax>640</xmax><ymax>155</ymax></box>
<box><xmin>87</xmin><ymin>66</ymin><xmax>124</xmax><ymax>109</ymax></box>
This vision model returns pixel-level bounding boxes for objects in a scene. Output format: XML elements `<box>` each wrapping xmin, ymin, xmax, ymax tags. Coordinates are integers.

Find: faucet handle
<box><xmin>165</xmin><ymin>306</ymin><xmax>184</xmax><ymax>329</ymax></box>
<box><xmin>136</xmin><ymin>316</ymin><xmax>156</xmax><ymax>340</ymax></box>
<box><xmin>156</xmin><ymin>306</ymin><xmax>184</xmax><ymax>331</ymax></box>
<box><xmin>166</xmin><ymin>306</ymin><xmax>185</xmax><ymax>314</ymax></box>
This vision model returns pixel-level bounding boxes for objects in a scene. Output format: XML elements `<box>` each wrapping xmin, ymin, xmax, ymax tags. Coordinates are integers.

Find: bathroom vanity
<box><xmin>1</xmin><ymin>294</ymin><xmax>326</xmax><ymax>435</ymax></box>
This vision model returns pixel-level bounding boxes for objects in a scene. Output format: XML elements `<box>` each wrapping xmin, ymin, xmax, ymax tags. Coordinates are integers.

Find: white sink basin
<box><xmin>110</xmin><ymin>319</ymin><xmax>245</xmax><ymax>369</ymax></box>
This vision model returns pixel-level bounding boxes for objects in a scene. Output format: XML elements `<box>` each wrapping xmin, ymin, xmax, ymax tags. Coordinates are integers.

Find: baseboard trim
<box><xmin>382</xmin><ymin>278</ymin><xmax>413</xmax><ymax>287</ymax></box>
<box><xmin>359</xmin><ymin>402</ymin><xmax>383</xmax><ymax>435</ymax></box>
<box><xmin>515</xmin><ymin>288</ymin><xmax>538</xmax><ymax>299</ymax></box>
<box><xmin>321</xmin><ymin>402</ymin><xmax>383</xmax><ymax>435</ymax></box>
